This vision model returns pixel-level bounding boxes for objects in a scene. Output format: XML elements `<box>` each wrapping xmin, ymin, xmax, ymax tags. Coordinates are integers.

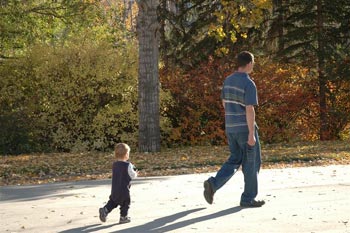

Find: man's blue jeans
<box><xmin>208</xmin><ymin>128</ymin><xmax>261</xmax><ymax>203</ymax></box>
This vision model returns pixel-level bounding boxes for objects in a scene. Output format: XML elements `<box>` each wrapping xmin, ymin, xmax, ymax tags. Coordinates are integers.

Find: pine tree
<box><xmin>269</xmin><ymin>0</ymin><xmax>350</xmax><ymax>140</ymax></box>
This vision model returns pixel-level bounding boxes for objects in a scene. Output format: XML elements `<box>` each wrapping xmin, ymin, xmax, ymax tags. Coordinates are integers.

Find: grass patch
<box><xmin>1</xmin><ymin>140</ymin><xmax>349</xmax><ymax>186</ymax></box>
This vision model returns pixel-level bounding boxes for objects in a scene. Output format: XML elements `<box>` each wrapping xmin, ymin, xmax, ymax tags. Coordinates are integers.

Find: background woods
<box><xmin>0</xmin><ymin>0</ymin><xmax>349</xmax><ymax>155</ymax></box>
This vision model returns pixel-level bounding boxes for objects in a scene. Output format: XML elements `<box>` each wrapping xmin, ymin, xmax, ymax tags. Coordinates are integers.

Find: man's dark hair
<box><xmin>237</xmin><ymin>51</ymin><xmax>254</xmax><ymax>68</ymax></box>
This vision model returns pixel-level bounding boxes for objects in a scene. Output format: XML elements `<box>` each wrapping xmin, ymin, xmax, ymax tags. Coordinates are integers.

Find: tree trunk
<box><xmin>275</xmin><ymin>0</ymin><xmax>284</xmax><ymax>52</ymax></box>
<box><xmin>159</xmin><ymin>0</ymin><xmax>168</xmax><ymax>68</ymax></box>
<box><xmin>316</xmin><ymin>0</ymin><xmax>329</xmax><ymax>140</ymax></box>
<box><xmin>136</xmin><ymin>0</ymin><xmax>161</xmax><ymax>152</ymax></box>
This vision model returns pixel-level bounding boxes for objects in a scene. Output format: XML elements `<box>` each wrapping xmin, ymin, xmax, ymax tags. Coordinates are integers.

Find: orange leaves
<box><xmin>161</xmin><ymin>57</ymin><xmax>322</xmax><ymax>145</ymax></box>
<box><xmin>253</xmin><ymin>60</ymin><xmax>318</xmax><ymax>142</ymax></box>
<box><xmin>160</xmin><ymin>58</ymin><xmax>232</xmax><ymax>145</ymax></box>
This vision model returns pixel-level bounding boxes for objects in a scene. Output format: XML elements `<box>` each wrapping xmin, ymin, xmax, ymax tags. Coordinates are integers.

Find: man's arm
<box><xmin>246</xmin><ymin>105</ymin><xmax>256</xmax><ymax>146</ymax></box>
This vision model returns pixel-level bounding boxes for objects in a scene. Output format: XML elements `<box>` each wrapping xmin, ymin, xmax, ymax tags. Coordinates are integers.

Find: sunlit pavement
<box><xmin>1</xmin><ymin>165</ymin><xmax>349</xmax><ymax>233</ymax></box>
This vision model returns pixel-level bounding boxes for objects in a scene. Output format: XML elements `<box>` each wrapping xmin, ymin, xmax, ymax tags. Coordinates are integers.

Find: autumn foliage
<box><xmin>160</xmin><ymin>57</ymin><xmax>320</xmax><ymax>145</ymax></box>
<box><xmin>160</xmin><ymin>58</ymin><xmax>233</xmax><ymax>146</ymax></box>
<box><xmin>253</xmin><ymin>61</ymin><xmax>318</xmax><ymax>142</ymax></box>
<box><xmin>0</xmin><ymin>41</ymin><xmax>138</xmax><ymax>154</ymax></box>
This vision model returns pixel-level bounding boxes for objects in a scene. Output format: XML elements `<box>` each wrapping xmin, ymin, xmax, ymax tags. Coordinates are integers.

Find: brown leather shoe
<box><xmin>203</xmin><ymin>180</ymin><xmax>214</xmax><ymax>204</ymax></box>
<box><xmin>240</xmin><ymin>199</ymin><xmax>265</xmax><ymax>207</ymax></box>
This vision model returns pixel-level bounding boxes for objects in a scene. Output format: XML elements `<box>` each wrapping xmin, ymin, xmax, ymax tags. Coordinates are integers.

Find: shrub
<box><xmin>160</xmin><ymin>57</ymin><xmax>319</xmax><ymax>145</ymax></box>
<box><xmin>0</xmin><ymin>40</ymin><xmax>138</xmax><ymax>154</ymax></box>
<box><xmin>160</xmin><ymin>57</ymin><xmax>233</xmax><ymax>146</ymax></box>
<box><xmin>253</xmin><ymin>60</ymin><xmax>318</xmax><ymax>142</ymax></box>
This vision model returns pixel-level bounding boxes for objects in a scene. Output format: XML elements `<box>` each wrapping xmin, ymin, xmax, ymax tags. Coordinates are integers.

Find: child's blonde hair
<box><xmin>114</xmin><ymin>143</ymin><xmax>130</xmax><ymax>159</ymax></box>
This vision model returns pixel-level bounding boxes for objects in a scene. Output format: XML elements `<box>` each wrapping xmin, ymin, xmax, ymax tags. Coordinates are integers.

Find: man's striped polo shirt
<box><xmin>221</xmin><ymin>72</ymin><xmax>258</xmax><ymax>133</ymax></box>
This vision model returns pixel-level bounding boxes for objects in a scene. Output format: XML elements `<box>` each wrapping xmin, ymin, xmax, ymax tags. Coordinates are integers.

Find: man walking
<box><xmin>203</xmin><ymin>51</ymin><xmax>265</xmax><ymax>207</ymax></box>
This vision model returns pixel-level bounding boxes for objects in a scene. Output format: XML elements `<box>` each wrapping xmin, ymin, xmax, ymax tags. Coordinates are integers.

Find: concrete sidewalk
<box><xmin>1</xmin><ymin>165</ymin><xmax>349</xmax><ymax>233</ymax></box>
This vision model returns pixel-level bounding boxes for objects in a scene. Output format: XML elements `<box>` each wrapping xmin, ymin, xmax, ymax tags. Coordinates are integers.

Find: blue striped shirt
<box><xmin>221</xmin><ymin>72</ymin><xmax>258</xmax><ymax>133</ymax></box>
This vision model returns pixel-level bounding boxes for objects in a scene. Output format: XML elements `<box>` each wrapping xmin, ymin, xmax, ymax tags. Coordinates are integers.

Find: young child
<box><xmin>99</xmin><ymin>143</ymin><xmax>138</xmax><ymax>224</ymax></box>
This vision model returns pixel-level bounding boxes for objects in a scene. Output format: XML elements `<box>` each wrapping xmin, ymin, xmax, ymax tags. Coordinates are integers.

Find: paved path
<box><xmin>1</xmin><ymin>165</ymin><xmax>350</xmax><ymax>233</ymax></box>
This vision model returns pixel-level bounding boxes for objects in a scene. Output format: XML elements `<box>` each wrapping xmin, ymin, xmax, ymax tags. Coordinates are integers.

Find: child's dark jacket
<box><xmin>110</xmin><ymin>161</ymin><xmax>135</xmax><ymax>202</ymax></box>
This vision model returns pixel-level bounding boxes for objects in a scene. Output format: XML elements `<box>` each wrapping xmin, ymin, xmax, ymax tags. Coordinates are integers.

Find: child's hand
<box><xmin>128</xmin><ymin>163</ymin><xmax>138</xmax><ymax>179</ymax></box>
<box><xmin>133</xmin><ymin>165</ymin><xmax>139</xmax><ymax>176</ymax></box>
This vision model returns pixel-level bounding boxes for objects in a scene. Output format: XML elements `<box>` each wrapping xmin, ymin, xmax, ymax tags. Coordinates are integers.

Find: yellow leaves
<box><xmin>208</xmin><ymin>25</ymin><xmax>226</xmax><ymax>42</ymax></box>
<box><xmin>82</xmin><ymin>0</ymin><xmax>96</xmax><ymax>3</ymax></box>
<box><xmin>209</xmin><ymin>0</ymin><xmax>273</xmax><ymax>46</ymax></box>
<box><xmin>240</xmin><ymin>32</ymin><xmax>248</xmax><ymax>39</ymax></box>
<box><xmin>9</xmin><ymin>39</ymin><xmax>138</xmax><ymax>152</ymax></box>
<box><xmin>230</xmin><ymin>32</ymin><xmax>237</xmax><ymax>43</ymax></box>
<box><xmin>239</xmin><ymin>5</ymin><xmax>247</xmax><ymax>13</ymax></box>
<box><xmin>180</xmin><ymin>155</ymin><xmax>188</xmax><ymax>161</ymax></box>
<box><xmin>217</xmin><ymin>27</ymin><xmax>226</xmax><ymax>39</ymax></box>
<box><xmin>215</xmin><ymin>47</ymin><xmax>230</xmax><ymax>57</ymax></box>
<box><xmin>218</xmin><ymin>14</ymin><xmax>225</xmax><ymax>21</ymax></box>
<box><xmin>253</xmin><ymin>0</ymin><xmax>272</xmax><ymax>9</ymax></box>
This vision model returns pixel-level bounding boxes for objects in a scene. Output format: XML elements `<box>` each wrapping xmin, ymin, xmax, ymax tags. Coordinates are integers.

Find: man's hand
<box><xmin>247</xmin><ymin>133</ymin><xmax>256</xmax><ymax>146</ymax></box>
<box><xmin>246</xmin><ymin>105</ymin><xmax>256</xmax><ymax>146</ymax></box>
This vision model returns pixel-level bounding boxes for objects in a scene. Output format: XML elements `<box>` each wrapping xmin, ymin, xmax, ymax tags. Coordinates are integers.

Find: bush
<box><xmin>0</xmin><ymin>40</ymin><xmax>138</xmax><ymax>154</ymax></box>
<box><xmin>160</xmin><ymin>57</ymin><xmax>319</xmax><ymax>145</ymax></box>
<box><xmin>160</xmin><ymin>57</ymin><xmax>233</xmax><ymax>146</ymax></box>
<box><xmin>253</xmin><ymin>60</ymin><xmax>318</xmax><ymax>142</ymax></box>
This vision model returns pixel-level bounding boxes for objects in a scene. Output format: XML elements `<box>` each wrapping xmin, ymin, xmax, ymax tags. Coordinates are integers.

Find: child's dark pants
<box><xmin>104</xmin><ymin>196</ymin><xmax>130</xmax><ymax>217</ymax></box>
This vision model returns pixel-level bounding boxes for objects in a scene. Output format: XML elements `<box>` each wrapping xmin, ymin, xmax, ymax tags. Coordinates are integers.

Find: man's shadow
<box><xmin>120</xmin><ymin>206</ymin><xmax>243</xmax><ymax>233</ymax></box>
<box><xmin>59</xmin><ymin>206</ymin><xmax>243</xmax><ymax>233</ymax></box>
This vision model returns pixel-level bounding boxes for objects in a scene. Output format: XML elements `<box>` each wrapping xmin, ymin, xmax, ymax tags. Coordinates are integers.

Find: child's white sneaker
<box><xmin>119</xmin><ymin>216</ymin><xmax>131</xmax><ymax>224</ymax></box>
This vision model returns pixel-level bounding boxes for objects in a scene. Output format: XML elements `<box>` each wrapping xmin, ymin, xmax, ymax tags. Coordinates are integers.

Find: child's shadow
<box><xmin>116</xmin><ymin>207</ymin><xmax>206</xmax><ymax>233</ymax></box>
<box><xmin>59</xmin><ymin>206</ymin><xmax>242</xmax><ymax>233</ymax></box>
<box><xmin>59</xmin><ymin>207</ymin><xmax>203</xmax><ymax>233</ymax></box>
<box><xmin>58</xmin><ymin>207</ymin><xmax>203</xmax><ymax>233</ymax></box>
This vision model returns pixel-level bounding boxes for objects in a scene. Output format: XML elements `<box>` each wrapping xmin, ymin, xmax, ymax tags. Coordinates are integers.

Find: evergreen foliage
<box><xmin>268</xmin><ymin>0</ymin><xmax>350</xmax><ymax>139</ymax></box>
<box><xmin>159</xmin><ymin>0</ymin><xmax>271</xmax><ymax>68</ymax></box>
